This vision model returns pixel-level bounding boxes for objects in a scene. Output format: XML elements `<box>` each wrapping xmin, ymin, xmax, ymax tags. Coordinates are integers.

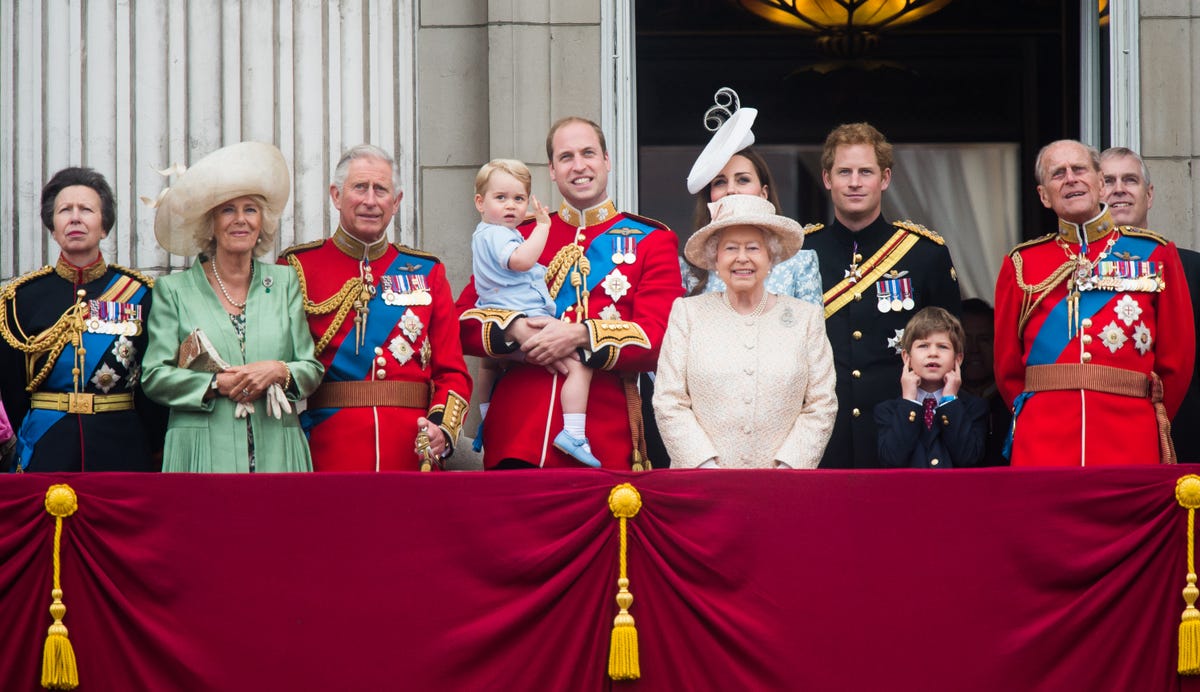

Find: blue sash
<box><xmin>14</xmin><ymin>276</ymin><xmax>148</xmax><ymax>470</ymax></box>
<box><xmin>303</xmin><ymin>252</ymin><xmax>435</xmax><ymax>432</ymax></box>
<box><xmin>551</xmin><ymin>217</ymin><xmax>655</xmax><ymax>317</ymax></box>
<box><xmin>1006</xmin><ymin>233</ymin><xmax>1158</xmax><ymax>458</ymax></box>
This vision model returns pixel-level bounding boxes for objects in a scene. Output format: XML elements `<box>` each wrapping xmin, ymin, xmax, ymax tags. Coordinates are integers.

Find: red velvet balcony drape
<box><xmin>2</xmin><ymin>468</ymin><xmax>1199</xmax><ymax>691</ymax></box>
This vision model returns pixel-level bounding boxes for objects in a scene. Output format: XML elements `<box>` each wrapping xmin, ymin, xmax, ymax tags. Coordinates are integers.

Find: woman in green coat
<box><xmin>142</xmin><ymin>142</ymin><xmax>323</xmax><ymax>472</ymax></box>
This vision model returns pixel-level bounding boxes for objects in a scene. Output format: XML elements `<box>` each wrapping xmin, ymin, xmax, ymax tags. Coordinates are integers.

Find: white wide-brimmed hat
<box><xmin>686</xmin><ymin>87</ymin><xmax>757</xmax><ymax>195</ymax></box>
<box><xmin>153</xmin><ymin>141</ymin><xmax>290</xmax><ymax>256</ymax></box>
<box><xmin>683</xmin><ymin>194</ymin><xmax>804</xmax><ymax>270</ymax></box>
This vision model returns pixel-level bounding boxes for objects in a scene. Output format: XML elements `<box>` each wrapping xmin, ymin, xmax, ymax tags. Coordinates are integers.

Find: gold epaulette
<box><xmin>110</xmin><ymin>264</ymin><xmax>155</xmax><ymax>288</ymax></box>
<box><xmin>802</xmin><ymin>223</ymin><xmax>824</xmax><ymax>236</ymax></box>
<box><xmin>394</xmin><ymin>243</ymin><xmax>442</xmax><ymax>264</ymax></box>
<box><xmin>279</xmin><ymin>238</ymin><xmax>326</xmax><ymax>258</ymax></box>
<box><xmin>1007</xmin><ymin>233</ymin><xmax>1056</xmax><ymax>258</ymax></box>
<box><xmin>0</xmin><ymin>265</ymin><xmax>54</xmax><ymax>300</ymax></box>
<box><xmin>1119</xmin><ymin>226</ymin><xmax>1170</xmax><ymax>245</ymax></box>
<box><xmin>894</xmin><ymin>220</ymin><xmax>945</xmax><ymax>245</ymax></box>
<box><xmin>623</xmin><ymin>212</ymin><xmax>670</xmax><ymax>232</ymax></box>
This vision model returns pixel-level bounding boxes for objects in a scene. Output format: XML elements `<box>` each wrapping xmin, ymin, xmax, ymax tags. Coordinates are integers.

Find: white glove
<box><xmin>264</xmin><ymin>383</ymin><xmax>292</xmax><ymax>420</ymax></box>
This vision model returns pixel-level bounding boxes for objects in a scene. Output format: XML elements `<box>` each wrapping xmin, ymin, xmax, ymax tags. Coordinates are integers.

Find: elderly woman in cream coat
<box><xmin>142</xmin><ymin>142</ymin><xmax>323</xmax><ymax>472</ymax></box>
<box><xmin>653</xmin><ymin>194</ymin><xmax>836</xmax><ymax>469</ymax></box>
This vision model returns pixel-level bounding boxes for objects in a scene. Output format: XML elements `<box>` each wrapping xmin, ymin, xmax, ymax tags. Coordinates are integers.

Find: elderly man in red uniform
<box><xmin>457</xmin><ymin>117</ymin><xmax>682</xmax><ymax>469</ymax></box>
<box><xmin>281</xmin><ymin>145</ymin><xmax>471</xmax><ymax>471</ymax></box>
<box><xmin>994</xmin><ymin>139</ymin><xmax>1194</xmax><ymax>465</ymax></box>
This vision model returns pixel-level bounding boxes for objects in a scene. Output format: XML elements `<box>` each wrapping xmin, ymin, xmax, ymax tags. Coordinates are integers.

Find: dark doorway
<box><xmin>635</xmin><ymin>0</ymin><xmax>1101</xmax><ymax>249</ymax></box>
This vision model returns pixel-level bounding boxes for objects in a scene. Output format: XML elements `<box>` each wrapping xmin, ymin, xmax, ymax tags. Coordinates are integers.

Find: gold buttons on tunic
<box><xmin>1081</xmin><ymin>335</ymin><xmax>1092</xmax><ymax>345</ymax></box>
<box><xmin>931</xmin><ymin>458</ymin><xmax>940</xmax><ymax>466</ymax></box>
<box><xmin>1081</xmin><ymin>318</ymin><xmax>1093</xmax><ymax>329</ymax></box>
<box><xmin>376</xmin><ymin>356</ymin><xmax>387</xmax><ymax>366</ymax></box>
<box><xmin>374</xmin><ymin>347</ymin><xmax>384</xmax><ymax>356</ymax></box>
<box><xmin>852</xmin><ymin>408</ymin><xmax>861</xmax><ymax>417</ymax></box>
<box><xmin>1082</xmin><ymin>352</ymin><xmax>1092</xmax><ymax>362</ymax></box>
<box><xmin>908</xmin><ymin>411</ymin><xmax>917</xmax><ymax>422</ymax></box>
<box><xmin>852</xmin><ymin>331</ymin><xmax>862</xmax><ymax>340</ymax></box>
<box><xmin>376</xmin><ymin>369</ymin><xmax>387</xmax><ymax>379</ymax></box>
<box><xmin>852</xmin><ymin>370</ymin><xmax>861</xmax><ymax>379</ymax></box>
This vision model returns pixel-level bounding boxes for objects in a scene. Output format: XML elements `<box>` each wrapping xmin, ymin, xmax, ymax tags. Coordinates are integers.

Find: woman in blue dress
<box><xmin>681</xmin><ymin>91</ymin><xmax>822</xmax><ymax>305</ymax></box>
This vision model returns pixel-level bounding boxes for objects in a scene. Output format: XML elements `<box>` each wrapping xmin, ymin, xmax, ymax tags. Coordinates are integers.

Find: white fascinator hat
<box><xmin>685</xmin><ymin>87</ymin><xmax>758</xmax><ymax>195</ymax></box>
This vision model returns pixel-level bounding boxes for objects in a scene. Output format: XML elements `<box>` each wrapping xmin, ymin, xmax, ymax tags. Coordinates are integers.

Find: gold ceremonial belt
<box><xmin>307</xmin><ymin>380</ymin><xmax>431</xmax><ymax>409</ymax></box>
<box><xmin>30</xmin><ymin>392</ymin><xmax>135</xmax><ymax>415</ymax></box>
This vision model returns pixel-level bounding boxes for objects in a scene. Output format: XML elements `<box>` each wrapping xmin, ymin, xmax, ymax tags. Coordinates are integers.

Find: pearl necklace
<box><xmin>211</xmin><ymin>258</ymin><xmax>253</xmax><ymax>310</ymax></box>
<box><xmin>724</xmin><ymin>289</ymin><xmax>770</xmax><ymax>318</ymax></box>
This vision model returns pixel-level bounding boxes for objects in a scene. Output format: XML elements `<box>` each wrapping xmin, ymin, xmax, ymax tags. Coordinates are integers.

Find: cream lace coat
<box><xmin>653</xmin><ymin>292</ymin><xmax>837</xmax><ymax>469</ymax></box>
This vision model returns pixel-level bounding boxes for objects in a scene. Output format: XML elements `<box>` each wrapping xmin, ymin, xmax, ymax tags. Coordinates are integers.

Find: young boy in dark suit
<box><xmin>874</xmin><ymin>307</ymin><xmax>989</xmax><ymax>468</ymax></box>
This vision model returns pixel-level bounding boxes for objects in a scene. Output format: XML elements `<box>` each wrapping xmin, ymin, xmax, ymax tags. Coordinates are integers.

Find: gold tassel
<box><xmin>1176</xmin><ymin>475</ymin><xmax>1200</xmax><ymax>674</ymax></box>
<box><xmin>416</xmin><ymin>424</ymin><xmax>435</xmax><ymax>472</ymax></box>
<box><xmin>607</xmin><ymin>483</ymin><xmax>642</xmax><ymax>681</ymax></box>
<box><xmin>42</xmin><ymin>484</ymin><xmax>80</xmax><ymax>690</ymax></box>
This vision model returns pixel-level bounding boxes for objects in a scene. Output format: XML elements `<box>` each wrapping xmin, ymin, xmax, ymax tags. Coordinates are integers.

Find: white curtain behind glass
<box><xmin>790</xmin><ymin>142</ymin><xmax>1019</xmax><ymax>304</ymax></box>
<box><xmin>882</xmin><ymin>143</ymin><xmax>1020</xmax><ymax>302</ymax></box>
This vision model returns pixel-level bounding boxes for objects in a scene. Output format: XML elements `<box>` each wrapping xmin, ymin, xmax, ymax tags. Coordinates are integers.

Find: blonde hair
<box><xmin>475</xmin><ymin>159</ymin><xmax>532</xmax><ymax>196</ymax></box>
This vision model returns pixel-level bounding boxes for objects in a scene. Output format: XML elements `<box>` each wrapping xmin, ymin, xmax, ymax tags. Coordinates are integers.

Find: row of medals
<box><xmin>1073</xmin><ymin>258</ymin><xmax>1165</xmax><ymax>293</ymax></box>
<box><xmin>87</xmin><ymin>317</ymin><xmax>141</xmax><ymax>336</ymax></box>
<box><xmin>878</xmin><ymin>296</ymin><xmax>915</xmax><ymax>313</ymax></box>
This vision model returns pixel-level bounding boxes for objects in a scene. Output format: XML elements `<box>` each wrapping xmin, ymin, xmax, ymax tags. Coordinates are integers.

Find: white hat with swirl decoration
<box><xmin>685</xmin><ymin>87</ymin><xmax>758</xmax><ymax>195</ymax></box>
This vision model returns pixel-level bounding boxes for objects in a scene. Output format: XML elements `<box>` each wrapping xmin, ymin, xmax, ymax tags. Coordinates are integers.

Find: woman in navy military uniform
<box><xmin>0</xmin><ymin>167</ymin><xmax>164</xmax><ymax>471</ymax></box>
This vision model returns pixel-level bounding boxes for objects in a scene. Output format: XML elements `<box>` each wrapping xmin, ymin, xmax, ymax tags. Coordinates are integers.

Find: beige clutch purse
<box><xmin>176</xmin><ymin>328</ymin><xmax>231</xmax><ymax>372</ymax></box>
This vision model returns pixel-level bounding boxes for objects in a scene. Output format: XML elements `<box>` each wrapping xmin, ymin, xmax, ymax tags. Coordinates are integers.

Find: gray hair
<box><xmin>197</xmin><ymin>194</ymin><xmax>280</xmax><ymax>259</ymax></box>
<box><xmin>1100</xmin><ymin>146</ymin><xmax>1153</xmax><ymax>187</ymax></box>
<box><xmin>701</xmin><ymin>226</ymin><xmax>783</xmax><ymax>271</ymax></box>
<box><xmin>332</xmin><ymin>144</ymin><xmax>402</xmax><ymax>193</ymax></box>
<box><xmin>1034</xmin><ymin>139</ymin><xmax>1101</xmax><ymax>186</ymax></box>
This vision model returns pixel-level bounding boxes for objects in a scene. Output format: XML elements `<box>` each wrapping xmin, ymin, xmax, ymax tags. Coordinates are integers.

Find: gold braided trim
<box><xmin>110</xmin><ymin>264</ymin><xmax>156</xmax><ymax>289</ymax></box>
<box><xmin>286</xmin><ymin>254</ymin><xmax>362</xmax><ymax>355</ymax></box>
<box><xmin>586</xmin><ymin>320</ymin><xmax>650</xmax><ymax>352</ymax></box>
<box><xmin>546</xmin><ymin>244</ymin><xmax>587</xmax><ymax>299</ymax></box>
<box><xmin>1008</xmin><ymin>233</ymin><xmax>1056</xmax><ymax>256</ymax></box>
<box><xmin>393</xmin><ymin>243</ymin><xmax>441</xmax><ymax>262</ymax></box>
<box><xmin>0</xmin><ymin>266</ymin><xmax>54</xmax><ymax>350</ymax></box>
<box><xmin>278</xmin><ymin>238</ymin><xmax>325</xmax><ymax>258</ymax></box>
<box><xmin>1010</xmin><ymin>251</ymin><xmax>1074</xmax><ymax>339</ymax></box>
<box><xmin>435</xmin><ymin>390</ymin><xmax>470</xmax><ymax>443</ymax></box>
<box><xmin>1120</xmin><ymin>226</ymin><xmax>1170</xmax><ymax>245</ymax></box>
<box><xmin>458</xmin><ymin>307</ymin><xmax>522</xmax><ymax>330</ymax></box>
<box><xmin>0</xmin><ymin>270</ymin><xmax>89</xmax><ymax>391</ymax></box>
<box><xmin>802</xmin><ymin>222</ymin><xmax>824</xmax><ymax>236</ymax></box>
<box><xmin>893</xmin><ymin>220</ymin><xmax>945</xmax><ymax>245</ymax></box>
<box><xmin>823</xmin><ymin>231</ymin><xmax>920</xmax><ymax>319</ymax></box>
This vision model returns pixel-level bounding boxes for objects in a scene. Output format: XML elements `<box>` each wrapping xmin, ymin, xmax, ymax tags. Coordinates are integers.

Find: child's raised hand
<box><xmin>900</xmin><ymin>352</ymin><xmax>921</xmax><ymax>401</ymax></box>
<box><xmin>531</xmin><ymin>195</ymin><xmax>551</xmax><ymax>226</ymax></box>
<box><xmin>943</xmin><ymin>360</ymin><xmax>962</xmax><ymax>397</ymax></box>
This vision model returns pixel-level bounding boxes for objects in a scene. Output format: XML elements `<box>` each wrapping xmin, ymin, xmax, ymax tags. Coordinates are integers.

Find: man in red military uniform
<box><xmin>281</xmin><ymin>145</ymin><xmax>471</xmax><ymax>471</ymax></box>
<box><xmin>995</xmin><ymin>139</ymin><xmax>1194</xmax><ymax>466</ymax></box>
<box><xmin>457</xmin><ymin>117</ymin><xmax>682</xmax><ymax>469</ymax></box>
